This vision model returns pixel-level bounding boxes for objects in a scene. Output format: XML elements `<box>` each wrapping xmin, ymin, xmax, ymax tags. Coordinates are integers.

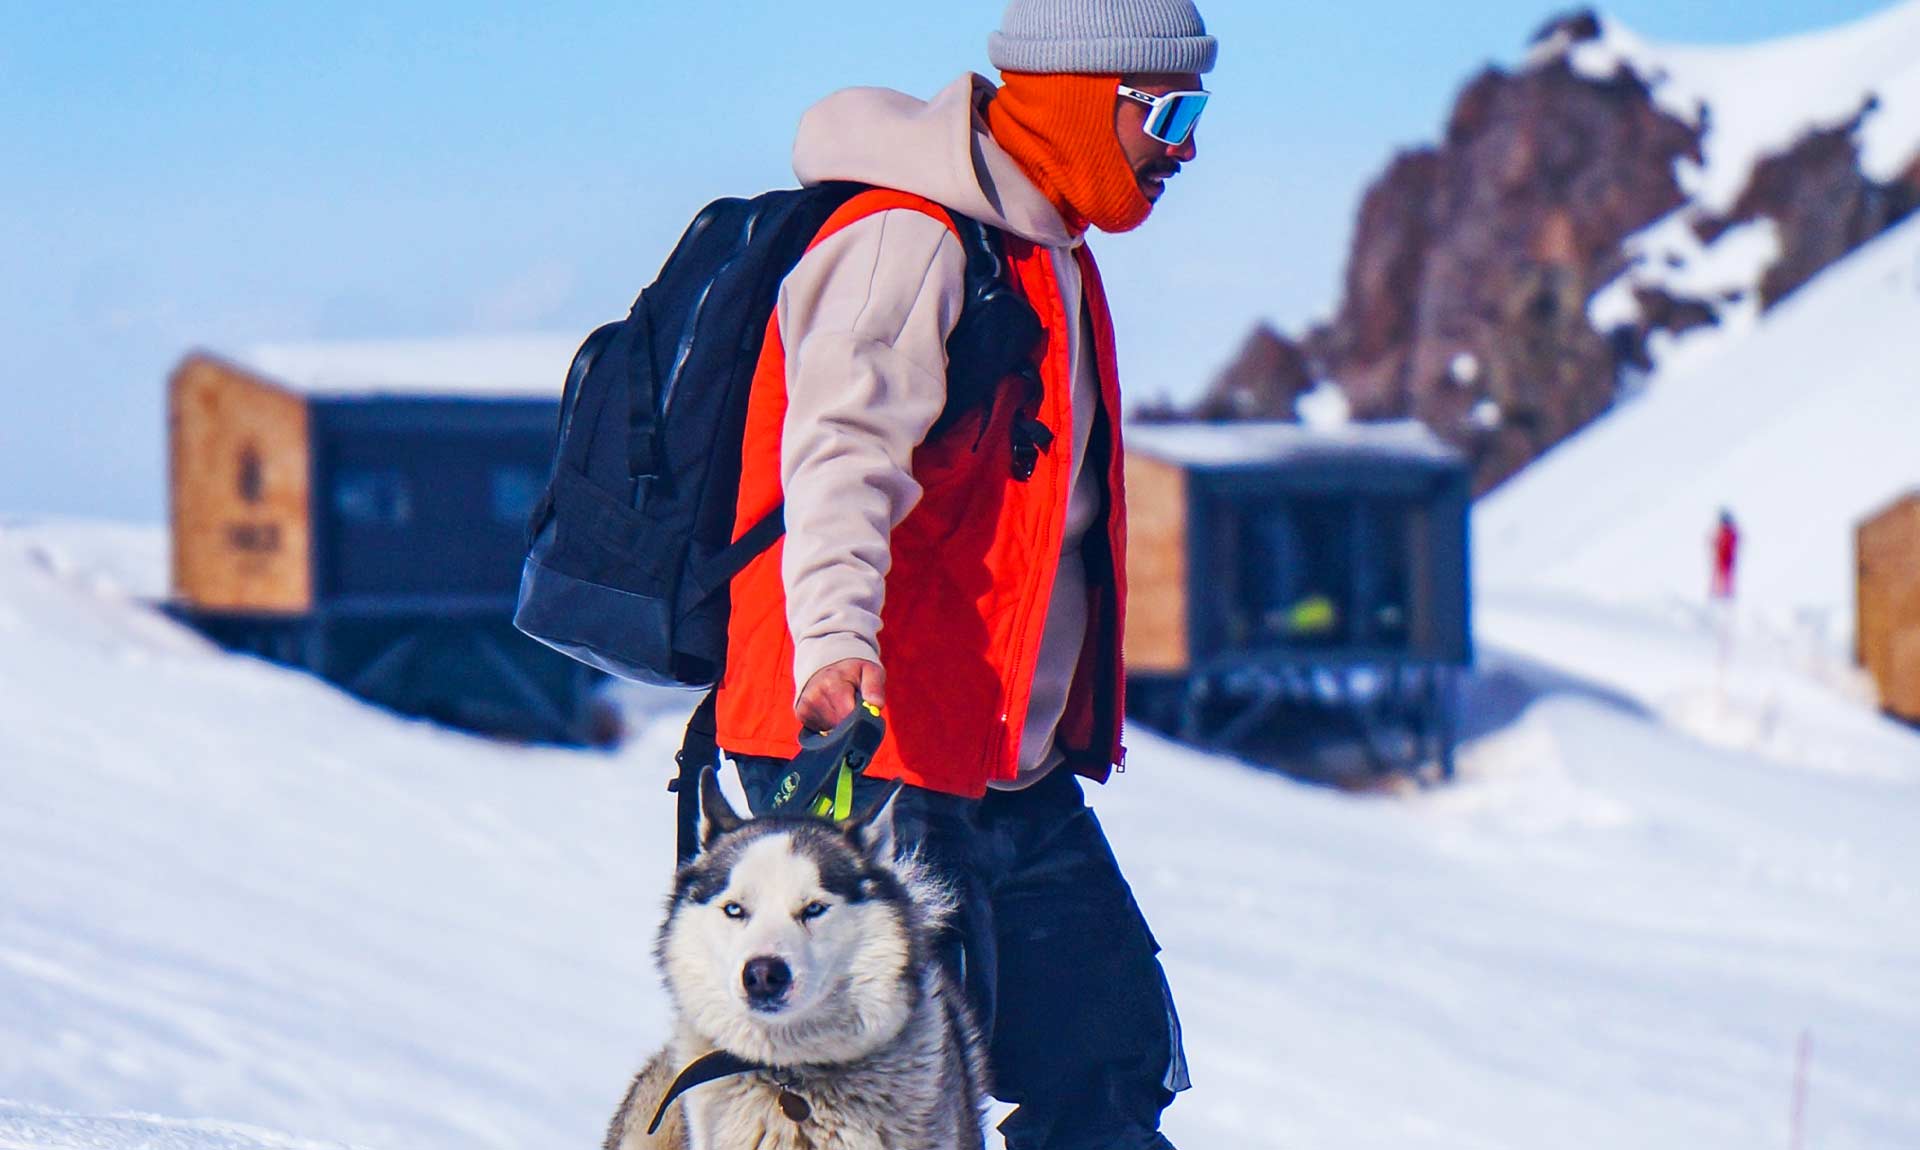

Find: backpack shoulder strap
<box><xmin>806</xmin><ymin>187</ymin><xmax>963</xmax><ymax>254</ymax></box>
<box><xmin>794</xmin><ymin>187</ymin><xmax>1048</xmax><ymax>469</ymax></box>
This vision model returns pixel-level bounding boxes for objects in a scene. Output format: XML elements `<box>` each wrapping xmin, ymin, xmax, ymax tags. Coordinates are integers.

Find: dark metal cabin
<box><xmin>1123</xmin><ymin>420</ymin><xmax>1473</xmax><ymax>777</ymax></box>
<box><xmin>308</xmin><ymin>396</ymin><xmax>554</xmax><ymax>608</ymax></box>
<box><xmin>168</xmin><ymin>338</ymin><xmax>603</xmax><ymax>744</ymax></box>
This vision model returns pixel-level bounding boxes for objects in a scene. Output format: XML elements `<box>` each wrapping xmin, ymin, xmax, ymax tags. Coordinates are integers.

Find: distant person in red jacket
<box><xmin>1711</xmin><ymin>509</ymin><xmax>1740</xmax><ymax>601</ymax></box>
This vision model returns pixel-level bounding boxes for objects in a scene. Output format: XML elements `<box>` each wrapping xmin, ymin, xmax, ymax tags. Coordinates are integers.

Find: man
<box><xmin>1711</xmin><ymin>509</ymin><xmax>1740</xmax><ymax>602</ymax></box>
<box><xmin>716</xmin><ymin>3</ymin><xmax>1215</xmax><ymax>1146</ymax></box>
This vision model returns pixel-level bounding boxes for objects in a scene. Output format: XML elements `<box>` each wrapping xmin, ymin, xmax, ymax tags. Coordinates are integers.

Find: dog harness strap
<box><xmin>647</xmin><ymin>1050</ymin><xmax>764</xmax><ymax>1134</ymax></box>
<box><xmin>672</xmin><ymin>690</ymin><xmax>720</xmax><ymax>866</ymax></box>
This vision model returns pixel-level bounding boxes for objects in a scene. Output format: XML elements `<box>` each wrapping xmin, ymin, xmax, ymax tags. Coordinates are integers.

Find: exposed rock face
<box><xmin>1322</xmin><ymin>33</ymin><xmax>1700</xmax><ymax>491</ymax></box>
<box><xmin>1184</xmin><ymin>323</ymin><xmax>1314</xmax><ymax>422</ymax></box>
<box><xmin>1187</xmin><ymin>7</ymin><xmax>1920</xmax><ymax>494</ymax></box>
<box><xmin>1702</xmin><ymin>111</ymin><xmax>1920</xmax><ymax>306</ymax></box>
<box><xmin>1316</xmin><ymin>150</ymin><xmax>1441</xmax><ymax>420</ymax></box>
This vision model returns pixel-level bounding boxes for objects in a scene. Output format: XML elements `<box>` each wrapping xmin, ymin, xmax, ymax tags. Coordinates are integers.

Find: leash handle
<box><xmin>762</xmin><ymin>699</ymin><xmax>884</xmax><ymax>819</ymax></box>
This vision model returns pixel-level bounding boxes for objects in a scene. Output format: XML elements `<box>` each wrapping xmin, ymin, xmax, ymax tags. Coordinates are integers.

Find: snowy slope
<box><xmin>5</xmin><ymin>501</ymin><xmax>1920</xmax><ymax>1150</ymax></box>
<box><xmin>0</xmin><ymin>522</ymin><xmax>682</xmax><ymax>1150</ymax></box>
<box><xmin>0</xmin><ymin>1100</ymin><xmax>362</xmax><ymax>1150</ymax></box>
<box><xmin>1477</xmin><ymin>207</ymin><xmax>1920</xmax><ymax>632</ymax></box>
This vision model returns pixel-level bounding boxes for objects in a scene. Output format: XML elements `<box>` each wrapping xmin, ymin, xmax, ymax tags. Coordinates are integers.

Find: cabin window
<box><xmin>1234</xmin><ymin>499</ymin><xmax>1353</xmax><ymax>648</ymax></box>
<box><xmin>489</xmin><ymin>465</ymin><xmax>545</xmax><ymax>526</ymax></box>
<box><xmin>1229</xmin><ymin>495</ymin><xmax>1416</xmax><ymax>651</ymax></box>
<box><xmin>332</xmin><ymin>468</ymin><xmax>413</xmax><ymax>526</ymax></box>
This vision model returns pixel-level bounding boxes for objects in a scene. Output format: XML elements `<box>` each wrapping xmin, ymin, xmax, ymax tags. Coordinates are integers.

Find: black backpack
<box><xmin>513</xmin><ymin>181</ymin><xmax>1044</xmax><ymax>691</ymax></box>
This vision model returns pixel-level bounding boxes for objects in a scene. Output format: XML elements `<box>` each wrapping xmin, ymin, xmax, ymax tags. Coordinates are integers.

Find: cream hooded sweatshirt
<box><xmin>779</xmin><ymin>73</ymin><xmax>1104</xmax><ymax>786</ymax></box>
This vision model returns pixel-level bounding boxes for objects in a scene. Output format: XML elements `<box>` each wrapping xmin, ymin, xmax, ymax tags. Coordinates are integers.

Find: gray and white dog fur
<box><xmin>605</xmin><ymin>769</ymin><xmax>987</xmax><ymax>1150</ymax></box>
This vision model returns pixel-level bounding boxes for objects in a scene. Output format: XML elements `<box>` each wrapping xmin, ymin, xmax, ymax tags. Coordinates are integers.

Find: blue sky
<box><xmin>0</xmin><ymin>0</ymin><xmax>1897</xmax><ymax>520</ymax></box>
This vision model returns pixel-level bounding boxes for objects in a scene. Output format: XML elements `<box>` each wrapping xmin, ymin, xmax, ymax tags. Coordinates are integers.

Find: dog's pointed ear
<box><xmin>841</xmin><ymin>779</ymin><xmax>903</xmax><ymax>860</ymax></box>
<box><xmin>698</xmin><ymin>766</ymin><xmax>743</xmax><ymax>848</ymax></box>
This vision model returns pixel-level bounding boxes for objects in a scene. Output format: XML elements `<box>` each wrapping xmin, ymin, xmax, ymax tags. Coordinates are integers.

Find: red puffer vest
<box><xmin>714</xmin><ymin>189</ymin><xmax>1128</xmax><ymax>798</ymax></box>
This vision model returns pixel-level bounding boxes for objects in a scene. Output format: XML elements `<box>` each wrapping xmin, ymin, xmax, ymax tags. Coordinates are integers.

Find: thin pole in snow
<box><xmin>1789</xmin><ymin>1029</ymin><xmax>1813</xmax><ymax>1150</ymax></box>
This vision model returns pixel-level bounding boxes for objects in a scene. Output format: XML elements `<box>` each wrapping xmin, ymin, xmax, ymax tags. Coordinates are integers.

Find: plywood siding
<box><xmin>1122</xmin><ymin>452</ymin><xmax>1189</xmax><ymax>673</ymax></box>
<box><xmin>1888</xmin><ymin>628</ymin><xmax>1920</xmax><ymax>720</ymax></box>
<box><xmin>1857</xmin><ymin>493</ymin><xmax>1920</xmax><ymax>720</ymax></box>
<box><xmin>169</xmin><ymin>355</ymin><xmax>312</xmax><ymax>613</ymax></box>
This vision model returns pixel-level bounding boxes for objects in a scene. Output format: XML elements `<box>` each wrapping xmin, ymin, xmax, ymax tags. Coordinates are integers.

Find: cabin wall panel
<box><xmin>1858</xmin><ymin>496</ymin><xmax>1920</xmax><ymax>719</ymax></box>
<box><xmin>169</xmin><ymin>357</ymin><xmax>312</xmax><ymax>613</ymax></box>
<box><xmin>1123</xmin><ymin>453</ymin><xmax>1190</xmax><ymax>673</ymax></box>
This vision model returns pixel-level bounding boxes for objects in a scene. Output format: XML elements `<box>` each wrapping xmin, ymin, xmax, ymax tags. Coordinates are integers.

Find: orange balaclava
<box><xmin>985</xmin><ymin>71</ymin><xmax>1154</xmax><ymax>236</ymax></box>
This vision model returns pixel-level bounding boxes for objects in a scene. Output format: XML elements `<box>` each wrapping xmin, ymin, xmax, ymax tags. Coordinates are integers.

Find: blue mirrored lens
<box><xmin>1149</xmin><ymin>92</ymin><xmax>1208</xmax><ymax>144</ymax></box>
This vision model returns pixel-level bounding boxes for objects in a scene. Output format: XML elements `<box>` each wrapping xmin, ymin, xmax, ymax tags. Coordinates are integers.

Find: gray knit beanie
<box><xmin>988</xmin><ymin>0</ymin><xmax>1217</xmax><ymax>76</ymax></box>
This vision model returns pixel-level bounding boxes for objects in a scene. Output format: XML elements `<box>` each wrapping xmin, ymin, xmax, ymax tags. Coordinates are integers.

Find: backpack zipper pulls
<box><xmin>1010</xmin><ymin>414</ymin><xmax>1054</xmax><ymax>481</ymax></box>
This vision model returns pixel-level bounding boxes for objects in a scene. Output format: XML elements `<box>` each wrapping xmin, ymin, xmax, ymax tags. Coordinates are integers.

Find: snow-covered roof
<box><xmin>233</xmin><ymin>335</ymin><xmax>586</xmax><ymax>400</ymax></box>
<box><xmin>1125</xmin><ymin>419</ymin><xmax>1462</xmax><ymax>469</ymax></box>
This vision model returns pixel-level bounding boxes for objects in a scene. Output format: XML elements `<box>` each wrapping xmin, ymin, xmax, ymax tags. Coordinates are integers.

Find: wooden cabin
<box><xmin>1122</xmin><ymin>420</ymin><xmax>1473</xmax><ymax>776</ymax></box>
<box><xmin>168</xmin><ymin>336</ymin><xmax>604</xmax><ymax>744</ymax></box>
<box><xmin>1857</xmin><ymin>491</ymin><xmax>1920</xmax><ymax>722</ymax></box>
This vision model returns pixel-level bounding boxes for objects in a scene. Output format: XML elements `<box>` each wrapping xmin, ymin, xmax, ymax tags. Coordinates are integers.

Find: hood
<box><xmin>792</xmin><ymin>73</ymin><xmax>1080</xmax><ymax>250</ymax></box>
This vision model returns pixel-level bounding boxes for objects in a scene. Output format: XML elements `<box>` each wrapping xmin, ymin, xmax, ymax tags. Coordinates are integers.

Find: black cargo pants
<box><xmin>734</xmin><ymin>757</ymin><xmax>1189</xmax><ymax>1150</ymax></box>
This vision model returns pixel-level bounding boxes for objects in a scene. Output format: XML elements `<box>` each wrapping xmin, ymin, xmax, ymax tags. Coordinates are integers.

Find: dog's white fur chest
<box><xmin>676</xmin><ymin>986</ymin><xmax>978</xmax><ymax>1150</ymax></box>
<box><xmin>686</xmin><ymin>1074</ymin><xmax>921</xmax><ymax>1150</ymax></box>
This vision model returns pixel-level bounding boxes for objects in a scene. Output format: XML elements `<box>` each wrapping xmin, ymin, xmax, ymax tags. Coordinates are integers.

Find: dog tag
<box><xmin>778</xmin><ymin>1089</ymin><xmax>812</xmax><ymax>1123</ymax></box>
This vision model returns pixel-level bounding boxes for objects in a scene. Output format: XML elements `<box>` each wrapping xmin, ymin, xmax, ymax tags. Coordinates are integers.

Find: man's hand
<box><xmin>796</xmin><ymin>658</ymin><xmax>885</xmax><ymax>732</ymax></box>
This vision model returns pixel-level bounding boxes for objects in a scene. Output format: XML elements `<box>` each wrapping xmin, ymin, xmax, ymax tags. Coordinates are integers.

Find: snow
<box><xmin>232</xmin><ymin>335</ymin><xmax>584</xmax><ymax>399</ymax></box>
<box><xmin>1126</xmin><ymin>418</ymin><xmax>1456</xmax><ymax>468</ymax></box>
<box><xmin>1562</xmin><ymin>2</ymin><xmax>1920</xmax><ymax>212</ymax></box>
<box><xmin>1585</xmin><ymin>215</ymin><xmax>1779</xmax><ymax>338</ymax></box>
<box><xmin>0</xmin><ymin>1100</ymin><xmax>363</xmax><ymax>1150</ymax></box>
<box><xmin>1446</xmin><ymin>351</ymin><xmax>1481</xmax><ymax>386</ymax></box>
<box><xmin>5</xmin><ymin>503</ymin><xmax>1919</xmax><ymax>1147</ymax></box>
<box><xmin>1468</xmin><ymin>397</ymin><xmax>1501</xmax><ymax>431</ymax></box>
<box><xmin>0</xmin><ymin>522</ymin><xmax>685</xmax><ymax>1150</ymax></box>
<box><xmin>1294</xmin><ymin>379</ymin><xmax>1354</xmax><ymax>430</ymax></box>
<box><xmin>1556</xmin><ymin>4</ymin><xmax>1920</xmax><ymax>378</ymax></box>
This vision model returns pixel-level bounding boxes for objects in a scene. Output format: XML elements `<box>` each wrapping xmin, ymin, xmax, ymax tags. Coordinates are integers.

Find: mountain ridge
<box><xmin>1181</xmin><ymin>2</ymin><xmax>1920</xmax><ymax>493</ymax></box>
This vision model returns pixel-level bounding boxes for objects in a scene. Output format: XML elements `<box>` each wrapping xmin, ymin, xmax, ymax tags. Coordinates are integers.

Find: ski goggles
<box><xmin>1117</xmin><ymin>84</ymin><xmax>1210</xmax><ymax>145</ymax></box>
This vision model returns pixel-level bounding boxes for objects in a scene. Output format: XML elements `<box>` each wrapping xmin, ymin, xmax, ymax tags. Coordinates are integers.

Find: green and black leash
<box><xmin>670</xmin><ymin>695</ymin><xmax>886</xmax><ymax>865</ymax></box>
<box><xmin>765</xmin><ymin>700</ymin><xmax>885</xmax><ymax>822</ymax></box>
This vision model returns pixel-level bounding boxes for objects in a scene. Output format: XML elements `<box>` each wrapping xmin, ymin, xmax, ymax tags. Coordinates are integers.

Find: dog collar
<box><xmin>648</xmin><ymin>1050</ymin><xmax>813</xmax><ymax>1133</ymax></box>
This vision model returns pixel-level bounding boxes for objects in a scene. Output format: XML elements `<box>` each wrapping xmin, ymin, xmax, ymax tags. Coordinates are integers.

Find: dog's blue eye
<box><xmin>722</xmin><ymin>901</ymin><xmax>747</xmax><ymax>920</ymax></box>
<box><xmin>799</xmin><ymin>901</ymin><xmax>829</xmax><ymax>921</ymax></box>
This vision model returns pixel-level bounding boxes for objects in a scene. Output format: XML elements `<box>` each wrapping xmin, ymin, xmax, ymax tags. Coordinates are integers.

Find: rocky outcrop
<box><xmin>1701</xmin><ymin>109</ymin><xmax>1920</xmax><ymax>306</ymax></box>
<box><xmin>1314</xmin><ymin>150</ymin><xmax>1442</xmax><ymax>419</ymax></box>
<box><xmin>1319</xmin><ymin>17</ymin><xmax>1700</xmax><ymax>491</ymax></box>
<box><xmin>1184</xmin><ymin>7</ymin><xmax>1920</xmax><ymax>494</ymax></box>
<box><xmin>1182</xmin><ymin>323</ymin><xmax>1314</xmax><ymax>422</ymax></box>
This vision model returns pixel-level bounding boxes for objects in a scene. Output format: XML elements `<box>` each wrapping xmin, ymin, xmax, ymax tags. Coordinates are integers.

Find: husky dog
<box><xmin>605</xmin><ymin>769</ymin><xmax>986</xmax><ymax>1150</ymax></box>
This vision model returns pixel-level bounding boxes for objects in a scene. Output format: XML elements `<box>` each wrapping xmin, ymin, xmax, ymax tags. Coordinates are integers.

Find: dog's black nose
<box><xmin>742</xmin><ymin>956</ymin><xmax>793</xmax><ymax>1006</ymax></box>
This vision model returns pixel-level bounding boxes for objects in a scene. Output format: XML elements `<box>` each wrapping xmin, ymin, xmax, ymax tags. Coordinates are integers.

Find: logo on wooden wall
<box><xmin>226</xmin><ymin>522</ymin><xmax>282</xmax><ymax>554</ymax></box>
<box><xmin>237</xmin><ymin>443</ymin><xmax>265</xmax><ymax>505</ymax></box>
<box><xmin>226</xmin><ymin>441</ymin><xmax>282</xmax><ymax>559</ymax></box>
